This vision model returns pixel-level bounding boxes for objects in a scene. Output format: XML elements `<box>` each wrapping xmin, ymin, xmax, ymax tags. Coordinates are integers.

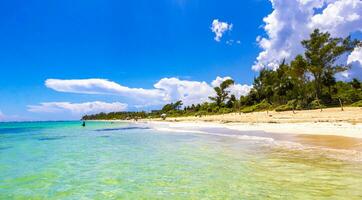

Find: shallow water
<box><xmin>0</xmin><ymin>121</ymin><xmax>361</xmax><ymax>199</ymax></box>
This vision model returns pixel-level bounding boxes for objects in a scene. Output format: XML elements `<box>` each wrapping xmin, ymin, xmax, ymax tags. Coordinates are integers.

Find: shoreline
<box><xmin>92</xmin><ymin>107</ymin><xmax>362</xmax><ymax>139</ymax></box>
<box><xmin>138</xmin><ymin>120</ymin><xmax>362</xmax><ymax>139</ymax></box>
<box><xmin>139</xmin><ymin>121</ymin><xmax>362</xmax><ymax>155</ymax></box>
<box><xmin>144</xmin><ymin>107</ymin><xmax>362</xmax><ymax>138</ymax></box>
<box><xmin>88</xmin><ymin>108</ymin><xmax>362</xmax><ymax>159</ymax></box>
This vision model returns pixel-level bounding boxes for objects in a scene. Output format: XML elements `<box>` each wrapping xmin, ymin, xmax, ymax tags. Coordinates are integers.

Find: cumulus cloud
<box><xmin>228</xmin><ymin>83</ymin><xmax>253</xmax><ymax>98</ymax></box>
<box><xmin>45</xmin><ymin>77</ymin><xmax>252</xmax><ymax>107</ymax></box>
<box><xmin>253</xmin><ymin>0</ymin><xmax>362</xmax><ymax>76</ymax></box>
<box><xmin>348</xmin><ymin>46</ymin><xmax>362</xmax><ymax>66</ymax></box>
<box><xmin>45</xmin><ymin>79</ymin><xmax>166</xmax><ymax>105</ymax></box>
<box><xmin>211</xmin><ymin>76</ymin><xmax>253</xmax><ymax>98</ymax></box>
<box><xmin>27</xmin><ymin>101</ymin><xmax>128</xmax><ymax>114</ymax></box>
<box><xmin>211</xmin><ymin>19</ymin><xmax>233</xmax><ymax>42</ymax></box>
<box><xmin>154</xmin><ymin>78</ymin><xmax>214</xmax><ymax>106</ymax></box>
<box><xmin>340</xmin><ymin>47</ymin><xmax>362</xmax><ymax>80</ymax></box>
<box><xmin>310</xmin><ymin>0</ymin><xmax>362</xmax><ymax>37</ymax></box>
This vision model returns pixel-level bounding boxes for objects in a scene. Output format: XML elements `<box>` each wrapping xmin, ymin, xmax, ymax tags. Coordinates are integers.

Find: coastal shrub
<box><xmin>219</xmin><ymin>107</ymin><xmax>233</xmax><ymax>114</ymax></box>
<box><xmin>241</xmin><ymin>106</ymin><xmax>254</xmax><ymax>113</ymax></box>
<box><xmin>241</xmin><ymin>100</ymin><xmax>271</xmax><ymax>113</ymax></box>
<box><xmin>296</xmin><ymin>100</ymin><xmax>308</xmax><ymax>110</ymax></box>
<box><xmin>195</xmin><ymin>111</ymin><xmax>208</xmax><ymax>117</ymax></box>
<box><xmin>351</xmin><ymin>100</ymin><xmax>362</xmax><ymax>107</ymax></box>
<box><xmin>339</xmin><ymin>90</ymin><xmax>362</xmax><ymax>104</ymax></box>
<box><xmin>275</xmin><ymin>100</ymin><xmax>297</xmax><ymax>112</ymax></box>
<box><xmin>309</xmin><ymin>100</ymin><xmax>326</xmax><ymax>110</ymax></box>
<box><xmin>275</xmin><ymin>104</ymin><xmax>289</xmax><ymax>112</ymax></box>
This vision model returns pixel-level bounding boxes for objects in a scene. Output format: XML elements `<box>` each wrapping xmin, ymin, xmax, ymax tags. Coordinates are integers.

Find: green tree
<box><xmin>351</xmin><ymin>78</ymin><xmax>361</xmax><ymax>90</ymax></box>
<box><xmin>290</xmin><ymin>55</ymin><xmax>308</xmax><ymax>103</ymax></box>
<box><xmin>209</xmin><ymin>79</ymin><xmax>235</xmax><ymax>107</ymax></box>
<box><xmin>226</xmin><ymin>94</ymin><xmax>237</xmax><ymax>108</ymax></box>
<box><xmin>161</xmin><ymin>100</ymin><xmax>183</xmax><ymax>113</ymax></box>
<box><xmin>322</xmin><ymin>71</ymin><xmax>336</xmax><ymax>94</ymax></box>
<box><xmin>253</xmin><ymin>69</ymin><xmax>277</xmax><ymax>103</ymax></box>
<box><xmin>301</xmin><ymin>29</ymin><xmax>358</xmax><ymax>100</ymax></box>
<box><xmin>174</xmin><ymin>100</ymin><xmax>183</xmax><ymax>110</ymax></box>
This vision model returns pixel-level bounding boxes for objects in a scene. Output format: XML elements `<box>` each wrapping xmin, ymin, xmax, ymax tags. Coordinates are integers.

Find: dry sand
<box><xmin>140</xmin><ymin>107</ymin><xmax>362</xmax><ymax>140</ymax></box>
<box><xmin>152</xmin><ymin>107</ymin><xmax>362</xmax><ymax>124</ymax></box>
<box><xmin>97</xmin><ymin>107</ymin><xmax>362</xmax><ymax>150</ymax></box>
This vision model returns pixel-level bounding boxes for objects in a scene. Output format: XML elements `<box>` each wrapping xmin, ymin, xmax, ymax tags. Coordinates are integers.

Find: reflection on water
<box><xmin>0</xmin><ymin>121</ymin><xmax>361</xmax><ymax>199</ymax></box>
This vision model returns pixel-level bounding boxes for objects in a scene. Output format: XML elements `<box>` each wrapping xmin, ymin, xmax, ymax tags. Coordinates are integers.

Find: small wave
<box><xmin>235</xmin><ymin>134</ymin><xmax>275</xmax><ymax>142</ymax></box>
<box><xmin>152</xmin><ymin>127</ymin><xmax>207</xmax><ymax>134</ymax></box>
<box><xmin>152</xmin><ymin>126</ymin><xmax>275</xmax><ymax>142</ymax></box>
<box><xmin>95</xmin><ymin>127</ymin><xmax>150</xmax><ymax>132</ymax></box>
<box><xmin>37</xmin><ymin>136</ymin><xmax>66</xmax><ymax>141</ymax></box>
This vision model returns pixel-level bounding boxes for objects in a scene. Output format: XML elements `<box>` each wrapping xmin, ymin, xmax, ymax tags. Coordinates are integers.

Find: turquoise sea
<box><xmin>1</xmin><ymin>121</ymin><xmax>362</xmax><ymax>199</ymax></box>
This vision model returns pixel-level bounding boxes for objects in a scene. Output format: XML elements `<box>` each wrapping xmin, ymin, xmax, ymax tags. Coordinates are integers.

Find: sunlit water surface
<box><xmin>0</xmin><ymin>121</ymin><xmax>361</xmax><ymax>199</ymax></box>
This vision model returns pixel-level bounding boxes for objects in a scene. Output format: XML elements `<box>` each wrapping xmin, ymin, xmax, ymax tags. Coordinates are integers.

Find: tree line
<box><xmin>82</xmin><ymin>29</ymin><xmax>362</xmax><ymax>120</ymax></box>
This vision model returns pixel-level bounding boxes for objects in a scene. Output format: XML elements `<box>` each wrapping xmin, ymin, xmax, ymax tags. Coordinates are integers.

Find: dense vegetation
<box><xmin>82</xmin><ymin>29</ymin><xmax>362</xmax><ymax>120</ymax></box>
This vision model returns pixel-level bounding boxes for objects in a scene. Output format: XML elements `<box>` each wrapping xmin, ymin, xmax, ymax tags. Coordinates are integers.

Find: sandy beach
<box><xmin>133</xmin><ymin>107</ymin><xmax>362</xmax><ymax>150</ymax></box>
<box><xmin>148</xmin><ymin>107</ymin><xmax>362</xmax><ymax>124</ymax></box>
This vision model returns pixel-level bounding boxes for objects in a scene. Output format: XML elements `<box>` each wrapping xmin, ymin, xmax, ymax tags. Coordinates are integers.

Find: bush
<box><xmin>275</xmin><ymin>104</ymin><xmax>291</xmax><ymax>112</ymax></box>
<box><xmin>218</xmin><ymin>107</ymin><xmax>233</xmax><ymax>114</ymax></box>
<box><xmin>275</xmin><ymin>100</ymin><xmax>297</xmax><ymax>112</ymax></box>
<box><xmin>320</xmin><ymin>93</ymin><xmax>333</xmax><ymax>105</ymax></box>
<box><xmin>309</xmin><ymin>100</ymin><xmax>326</xmax><ymax>110</ymax></box>
<box><xmin>241</xmin><ymin>106</ymin><xmax>254</xmax><ymax>113</ymax></box>
<box><xmin>241</xmin><ymin>100</ymin><xmax>271</xmax><ymax>113</ymax></box>
<box><xmin>296</xmin><ymin>100</ymin><xmax>308</xmax><ymax>110</ymax></box>
<box><xmin>339</xmin><ymin>90</ymin><xmax>362</xmax><ymax>104</ymax></box>
<box><xmin>195</xmin><ymin>111</ymin><xmax>208</xmax><ymax>117</ymax></box>
<box><xmin>351</xmin><ymin>100</ymin><xmax>362</xmax><ymax>107</ymax></box>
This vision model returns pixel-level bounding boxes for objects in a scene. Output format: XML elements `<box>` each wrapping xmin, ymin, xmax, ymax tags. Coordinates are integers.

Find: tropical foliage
<box><xmin>83</xmin><ymin>29</ymin><xmax>362</xmax><ymax>120</ymax></box>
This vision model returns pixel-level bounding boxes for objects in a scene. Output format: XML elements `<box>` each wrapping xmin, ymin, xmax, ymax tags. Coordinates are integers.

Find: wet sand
<box><xmin>295</xmin><ymin>134</ymin><xmax>362</xmax><ymax>150</ymax></box>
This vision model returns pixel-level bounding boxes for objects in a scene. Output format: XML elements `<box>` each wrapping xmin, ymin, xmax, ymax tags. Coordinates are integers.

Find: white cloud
<box><xmin>348</xmin><ymin>47</ymin><xmax>362</xmax><ymax>65</ymax></box>
<box><xmin>228</xmin><ymin>84</ymin><xmax>253</xmax><ymax>98</ymax></box>
<box><xmin>211</xmin><ymin>76</ymin><xmax>252</xmax><ymax>98</ymax></box>
<box><xmin>253</xmin><ymin>0</ymin><xmax>362</xmax><ymax>74</ymax></box>
<box><xmin>45</xmin><ymin>79</ymin><xmax>166</xmax><ymax>105</ymax></box>
<box><xmin>341</xmin><ymin>47</ymin><xmax>362</xmax><ymax>80</ymax></box>
<box><xmin>45</xmin><ymin>77</ymin><xmax>252</xmax><ymax>107</ymax></box>
<box><xmin>211</xmin><ymin>76</ymin><xmax>232</xmax><ymax>87</ymax></box>
<box><xmin>310</xmin><ymin>0</ymin><xmax>362</xmax><ymax>37</ymax></box>
<box><xmin>211</xmin><ymin>19</ymin><xmax>233</xmax><ymax>42</ymax></box>
<box><xmin>27</xmin><ymin>101</ymin><xmax>128</xmax><ymax>114</ymax></box>
<box><xmin>154</xmin><ymin>78</ymin><xmax>214</xmax><ymax>106</ymax></box>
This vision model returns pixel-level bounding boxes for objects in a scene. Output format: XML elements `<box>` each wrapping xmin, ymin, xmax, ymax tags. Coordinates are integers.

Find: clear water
<box><xmin>0</xmin><ymin>121</ymin><xmax>361</xmax><ymax>199</ymax></box>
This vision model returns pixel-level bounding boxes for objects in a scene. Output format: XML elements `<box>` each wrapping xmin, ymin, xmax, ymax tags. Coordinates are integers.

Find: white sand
<box><xmin>140</xmin><ymin>120</ymin><xmax>362</xmax><ymax>139</ymax></box>
<box><xmin>98</xmin><ymin>107</ymin><xmax>362</xmax><ymax>139</ymax></box>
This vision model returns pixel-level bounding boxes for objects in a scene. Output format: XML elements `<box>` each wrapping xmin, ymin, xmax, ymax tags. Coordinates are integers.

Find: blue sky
<box><xmin>0</xmin><ymin>0</ymin><xmax>361</xmax><ymax>121</ymax></box>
